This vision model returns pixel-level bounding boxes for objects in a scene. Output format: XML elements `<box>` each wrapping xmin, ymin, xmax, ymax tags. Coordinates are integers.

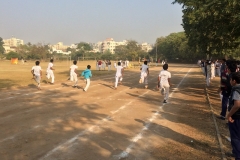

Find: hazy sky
<box><xmin>0</xmin><ymin>0</ymin><xmax>183</xmax><ymax>45</ymax></box>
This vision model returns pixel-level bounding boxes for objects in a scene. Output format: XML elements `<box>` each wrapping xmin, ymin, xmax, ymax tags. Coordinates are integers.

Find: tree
<box><xmin>0</xmin><ymin>37</ymin><xmax>5</xmax><ymax>54</ymax></box>
<box><xmin>77</xmin><ymin>42</ymin><xmax>93</xmax><ymax>60</ymax></box>
<box><xmin>6</xmin><ymin>51</ymin><xmax>19</xmax><ymax>60</ymax></box>
<box><xmin>173</xmin><ymin>0</ymin><xmax>240</xmax><ymax>56</ymax></box>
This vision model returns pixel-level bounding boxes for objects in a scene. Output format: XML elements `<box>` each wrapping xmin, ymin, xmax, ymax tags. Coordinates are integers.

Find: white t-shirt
<box><xmin>32</xmin><ymin>66</ymin><xmax>42</xmax><ymax>76</ymax></box>
<box><xmin>116</xmin><ymin>66</ymin><xmax>123</xmax><ymax>76</ymax></box>
<box><xmin>159</xmin><ymin>70</ymin><xmax>171</xmax><ymax>84</ymax></box>
<box><xmin>141</xmin><ymin>64</ymin><xmax>148</xmax><ymax>73</ymax></box>
<box><xmin>47</xmin><ymin>62</ymin><xmax>53</xmax><ymax>71</ymax></box>
<box><xmin>70</xmin><ymin>65</ymin><xmax>78</xmax><ymax>75</ymax></box>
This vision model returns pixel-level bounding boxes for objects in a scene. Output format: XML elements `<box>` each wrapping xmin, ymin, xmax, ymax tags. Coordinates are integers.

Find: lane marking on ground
<box><xmin>0</xmin><ymin>73</ymin><xmax>138</xmax><ymax>102</ymax></box>
<box><xmin>39</xmin><ymin>91</ymin><xmax>150</xmax><ymax>160</ymax></box>
<box><xmin>115</xmin><ymin>68</ymin><xmax>192</xmax><ymax>159</ymax></box>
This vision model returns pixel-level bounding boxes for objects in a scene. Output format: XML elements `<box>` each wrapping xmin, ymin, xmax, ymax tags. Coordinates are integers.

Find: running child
<box><xmin>69</xmin><ymin>60</ymin><xmax>78</xmax><ymax>87</ymax></box>
<box><xmin>139</xmin><ymin>60</ymin><xmax>149</xmax><ymax>89</ymax></box>
<box><xmin>81</xmin><ymin>65</ymin><xmax>92</xmax><ymax>92</ymax></box>
<box><xmin>46</xmin><ymin>59</ymin><xmax>55</xmax><ymax>84</ymax></box>
<box><xmin>31</xmin><ymin>61</ymin><xmax>42</xmax><ymax>90</ymax></box>
<box><xmin>114</xmin><ymin>62</ymin><xmax>124</xmax><ymax>89</ymax></box>
<box><xmin>158</xmin><ymin>63</ymin><xmax>171</xmax><ymax>103</ymax></box>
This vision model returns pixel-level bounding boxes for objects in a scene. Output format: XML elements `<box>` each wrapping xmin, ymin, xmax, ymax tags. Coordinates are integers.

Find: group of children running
<box><xmin>31</xmin><ymin>59</ymin><xmax>172</xmax><ymax>103</ymax></box>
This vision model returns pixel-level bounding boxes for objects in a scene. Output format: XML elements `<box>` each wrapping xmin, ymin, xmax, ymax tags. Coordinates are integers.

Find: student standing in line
<box><xmin>227</xmin><ymin>72</ymin><xmax>240</xmax><ymax>159</ymax></box>
<box><xmin>218</xmin><ymin>62</ymin><xmax>237</xmax><ymax>120</ymax></box>
<box><xmin>206</xmin><ymin>60</ymin><xmax>212</xmax><ymax>86</ymax></box>
<box><xmin>31</xmin><ymin>61</ymin><xmax>42</xmax><ymax>90</ymax></box>
<box><xmin>158</xmin><ymin>64</ymin><xmax>171</xmax><ymax>104</ymax></box>
<box><xmin>114</xmin><ymin>62</ymin><xmax>124</xmax><ymax>89</ymax></box>
<box><xmin>69</xmin><ymin>60</ymin><xmax>78</xmax><ymax>87</ymax></box>
<box><xmin>46</xmin><ymin>59</ymin><xmax>55</xmax><ymax>84</ymax></box>
<box><xmin>139</xmin><ymin>60</ymin><xmax>149</xmax><ymax>89</ymax></box>
<box><xmin>81</xmin><ymin>65</ymin><xmax>92</xmax><ymax>92</ymax></box>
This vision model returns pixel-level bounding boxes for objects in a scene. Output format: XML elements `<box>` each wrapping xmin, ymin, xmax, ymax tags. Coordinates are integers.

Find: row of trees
<box><xmin>0</xmin><ymin>39</ymin><xmax>151</xmax><ymax>61</ymax></box>
<box><xmin>172</xmin><ymin>0</ymin><xmax>240</xmax><ymax>58</ymax></box>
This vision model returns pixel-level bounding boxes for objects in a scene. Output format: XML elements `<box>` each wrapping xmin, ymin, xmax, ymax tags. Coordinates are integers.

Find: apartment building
<box><xmin>3</xmin><ymin>37</ymin><xmax>24</xmax><ymax>53</ymax></box>
<box><xmin>101</xmin><ymin>38</ymin><xmax>127</xmax><ymax>54</ymax></box>
<box><xmin>141</xmin><ymin>42</ymin><xmax>153</xmax><ymax>52</ymax></box>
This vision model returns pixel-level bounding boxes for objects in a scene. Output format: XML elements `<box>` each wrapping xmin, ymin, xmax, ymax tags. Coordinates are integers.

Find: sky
<box><xmin>0</xmin><ymin>0</ymin><xmax>184</xmax><ymax>45</ymax></box>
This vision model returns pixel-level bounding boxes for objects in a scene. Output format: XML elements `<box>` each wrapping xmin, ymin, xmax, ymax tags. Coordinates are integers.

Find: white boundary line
<box><xmin>115</xmin><ymin>68</ymin><xmax>192</xmax><ymax>159</ymax></box>
<box><xmin>40</xmin><ymin>91</ymin><xmax>150</xmax><ymax>160</ymax></box>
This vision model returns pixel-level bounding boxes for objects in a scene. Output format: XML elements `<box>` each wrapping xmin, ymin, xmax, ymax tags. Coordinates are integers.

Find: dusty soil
<box><xmin>0</xmin><ymin>64</ymin><xmax>233</xmax><ymax>160</ymax></box>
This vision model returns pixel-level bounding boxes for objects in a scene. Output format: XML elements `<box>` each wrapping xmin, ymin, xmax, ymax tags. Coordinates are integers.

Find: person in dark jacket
<box><xmin>218</xmin><ymin>62</ymin><xmax>237</xmax><ymax>120</ymax></box>
<box><xmin>227</xmin><ymin>72</ymin><xmax>240</xmax><ymax>159</ymax></box>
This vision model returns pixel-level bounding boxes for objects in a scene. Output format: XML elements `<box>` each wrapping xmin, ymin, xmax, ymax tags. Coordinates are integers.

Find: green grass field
<box><xmin>0</xmin><ymin>60</ymin><xmax>154</xmax><ymax>89</ymax></box>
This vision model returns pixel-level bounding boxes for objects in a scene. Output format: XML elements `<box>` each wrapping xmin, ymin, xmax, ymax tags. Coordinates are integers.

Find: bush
<box><xmin>6</xmin><ymin>51</ymin><xmax>19</xmax><ymax>60</ymax></box>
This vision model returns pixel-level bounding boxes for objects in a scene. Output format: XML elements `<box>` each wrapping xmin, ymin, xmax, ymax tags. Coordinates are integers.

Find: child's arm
<box><xmin>81</xmin><ymin>71</ymin><xmax>84</xmax><ymax>77</ymax></box>
<box><xmin>227</xmin><ymin>100</ymin><xmax>240</xmax><ymax>123</ymax></box>
<box><xmin>31</xmin><ymin>69</ymin><xmax>35</xmax><ymax>78</ymax></box>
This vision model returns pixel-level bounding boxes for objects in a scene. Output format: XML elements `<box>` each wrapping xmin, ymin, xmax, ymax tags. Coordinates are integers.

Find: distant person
<box><xmin>98</xmin><ymin>60</ymin><xmax>102</xmax><ymax>71</ymax></box>
<box><xmin>81</xmin><ymin>65</ymin><xmax>92</xmax><ymax>92</ymax></box>
<box><xmin>158</xmin><ymin>63</ymin><xmax>171</xmax><ymax>103</ymax></box>
<box><xmin>206</xmin><ymin>60</ymin><xmax>211</xmax><ymax>86</ymax></box>
<box><xmin>46</xmin><ymin>59</ymin><xmax>55</xmax><ymax>84</ymax></box>
<box><xmin>108</xmin><ymin>60</ymin><xmax>111</xmax><ymax>71</ymax></box>
<box><xmin>114</xmin><ymin>62</ymin><xmax>124</xmax><ymax>89</ymax></box>
<box><xmin>69</xmin><ymin>60</ymin><xmax>78</xmax><ymax>87</ymax></box>
<box><xmin>96</xmin><ymin>60</ymin><xmax>99</xmax><ymax>70</ymax></box>
<box><xmin>139</xmin><ymin>60</ymin><xmax>149</xmax><ymax>89</ymax></box>
<box><xmin>31</xmin><ymin>61</ymin><xmax>42</xmax><ymax>90</ymax></box>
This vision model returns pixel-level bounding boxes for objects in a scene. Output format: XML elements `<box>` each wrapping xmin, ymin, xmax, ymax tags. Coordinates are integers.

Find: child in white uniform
<box><xmin>46</xmin><ymin>59</ymin><xmax>55</xmax><ymax>84</ymax></box>
<box><xmin>158</xmin><ymin>64</ymin><xmax>171</xmax><ymax>103</ymax></box>
<box><xmin>69</xmin><ymin>60</ymin><xmax>78</xmax><ymax>87</ymax></box>
<box><xmin>31</xmin><ymin>61</ymin><xmax>42</xmax><ymax>90</ymax></box>
<box><xmin>114</xmin><ymin>62</ymin><xmax>124</xmax><ymax>89</ymax></box>
<box><xmin>140</xmin><ymin>61</ymin><xmax>149</xmax><ymax>89</ymax></box>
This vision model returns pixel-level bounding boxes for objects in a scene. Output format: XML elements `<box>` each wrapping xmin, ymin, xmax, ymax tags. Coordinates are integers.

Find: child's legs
<box><xmin>73</xmin><ymin>74</ymin><xmax>78</xmax><ymax>86</ymax></box>
<box><xmin>84</xmin><ymin>79</ymin><xmax>90</xmax><ymax>91</ymax></box>
<box><xmin>115</xmin><ymin>76</ymin><xmax>119</xmax><ymax>88</ymax></box>
<box><xmin>163</xmin><ymin>83</ymin><xmax>170</xmax><ymax>100</ymax></box>
<box><xmin>35</xmin><ymin>75</ymin><xmax>41</xmax><ymax>87</ymax></box>
<box><xmin>47</xmin><ymin>71</ymin><xmax>50</xmax><ymax>79</ymax></box>
<box><xmin>144</xmin><ymin>75</ymin><xmax>148</xmax><ymax>85</ymax></box>
<box><xmin>51</xmin><ymin>72</ymin><xmax>55</xmax><ymax>83</ymax></box>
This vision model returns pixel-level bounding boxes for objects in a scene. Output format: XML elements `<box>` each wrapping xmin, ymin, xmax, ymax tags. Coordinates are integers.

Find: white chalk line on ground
<box><xmin>0</xmin><ymin>72</ymin><xmax>138</xmax><ymax>102</ymax></box>
<box><xmin>39</xmin><ymin>91</ymin><xmax>151</xmax><ymax>160</ymax></box>
<box><xmin>115</xmin><ymin>68</ymin><xmax>192</xmax><ymax>159</ymax></box>
<box><xmin>0</xmin><ymin>71</ymin><xmax>136</xmax><ymax>98</ymax></box>
<box><xmin>0</xmin><ymin>73</ymin><xmax>156</xmax><ymax>144</ymax></box>
<box><xmin>0</xmin><ymin>72</ymin><xmax>136</xmax><ymax>107</ymax></box>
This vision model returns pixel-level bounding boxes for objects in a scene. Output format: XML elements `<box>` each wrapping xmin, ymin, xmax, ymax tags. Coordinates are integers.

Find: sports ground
<box><xmin>0</xmin><ymin>61</ymin><xmax>234</xmax><ymax>160</ymax></box>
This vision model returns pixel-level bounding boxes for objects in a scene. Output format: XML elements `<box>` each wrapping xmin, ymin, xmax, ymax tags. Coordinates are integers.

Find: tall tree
<box><xmin>0</xmin><ymin>37</ymin><xmax>5</xmax><ymax>54</ymax></box>
<box><xmin>173</xmin><ymin>0</ymin><xmax>240</xmax><ymax>56</ymax></box>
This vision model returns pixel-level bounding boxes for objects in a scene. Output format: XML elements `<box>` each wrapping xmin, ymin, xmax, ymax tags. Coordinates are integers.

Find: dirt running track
<box><xmin>0</xmin><ymin>64</ymin><xmax>229</xmax><ymax>160</ymax></box>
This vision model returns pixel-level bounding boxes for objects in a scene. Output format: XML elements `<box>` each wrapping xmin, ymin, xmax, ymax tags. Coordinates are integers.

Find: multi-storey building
<box><xmin>140</xmin><ymin>43</ymin><xmax>153</xmax><ymax>52</ymax></box>
<box><xmin>3</xmin><ymin>37</ymin><xmax>24</xmax><ymax>53</ymax></box>
<box><xmin>101</xmin><ymin>38</ymin><xmax>127</xmax><ymax>54</ymax></box>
